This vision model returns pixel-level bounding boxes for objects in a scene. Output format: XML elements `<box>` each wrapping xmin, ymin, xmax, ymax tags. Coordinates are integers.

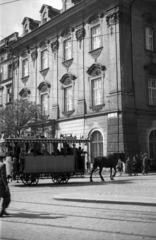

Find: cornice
<box><xmin>10</xmin><ymin>0</ymin><xmax>116</xmax><ymax>50</ymax></box>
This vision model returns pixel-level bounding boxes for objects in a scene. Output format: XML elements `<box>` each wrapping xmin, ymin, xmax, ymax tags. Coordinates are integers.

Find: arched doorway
<box><xmin>91</xmin><ymin>130</ymin><xmax>103</xmax><ymax>163</ymax></box>
<box><xmin>149</xmin><ymin>130</ymin><xmax>156</xmax><ymax>159</ymax></box>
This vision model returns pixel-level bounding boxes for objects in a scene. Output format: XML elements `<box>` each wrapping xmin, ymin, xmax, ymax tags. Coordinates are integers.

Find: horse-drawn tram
<box><xmin>5</xmin><ymin>137</ymin><xmax>89</xmax><ymax>186</ymax></box>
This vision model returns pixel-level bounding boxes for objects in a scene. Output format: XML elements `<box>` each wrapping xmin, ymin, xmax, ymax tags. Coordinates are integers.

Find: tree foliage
<box><xmin>0</xmin><ymin>99</ymin><xmax>49</xmax><ymax>137</ymax></box>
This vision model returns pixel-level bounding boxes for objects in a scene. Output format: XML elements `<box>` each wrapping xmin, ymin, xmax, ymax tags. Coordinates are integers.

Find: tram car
<box><xmin>5</xmin><ymin>137</ymin><xmax>89</xmax><ymax>186</ymax></box>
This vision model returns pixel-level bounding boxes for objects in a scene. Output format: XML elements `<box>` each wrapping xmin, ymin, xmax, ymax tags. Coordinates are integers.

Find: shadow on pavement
<box><xmin>8</xmin><ymin>212</ymin><xmax>66</xmax><ymax>219</ymax></box>
<box><xmin>13</xmin><ymin>179</ymin><xmax>136</xmax><ymax>188</ymax></box>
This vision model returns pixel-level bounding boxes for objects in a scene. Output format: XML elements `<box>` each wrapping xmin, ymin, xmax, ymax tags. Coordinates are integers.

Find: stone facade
<box><xmin>1</xmin><ymin>0</ymin><xmax>156</xmax><ymax>160</ymax></box>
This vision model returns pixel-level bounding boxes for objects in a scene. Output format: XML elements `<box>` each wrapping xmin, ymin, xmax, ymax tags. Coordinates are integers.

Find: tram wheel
<box><xmin>21</xmin><ymin>174</ymin><xmax>39</xmax><ymax>186</ymax></box>
<box><xmin>51</xmin><ymin>175</ymin><xmax>62</xmax><ymax>184</ymax></box>
<box><xmin>30</xmin><ymin>174</ymin><xmax>39</xmax><ymax>185</ymax></box>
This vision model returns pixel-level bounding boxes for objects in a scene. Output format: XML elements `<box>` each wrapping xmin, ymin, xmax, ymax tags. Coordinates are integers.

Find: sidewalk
<box><xmin>53</xmin><ymin>173</ymin><xmax>156</xmax><ymax>206</ymax></box>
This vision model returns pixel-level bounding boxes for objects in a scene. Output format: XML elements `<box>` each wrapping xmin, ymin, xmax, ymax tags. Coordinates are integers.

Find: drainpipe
<box><xmin>130</xmin><ymin>0</ymin><xmax>137</xmax><ymax>106</ymax></box>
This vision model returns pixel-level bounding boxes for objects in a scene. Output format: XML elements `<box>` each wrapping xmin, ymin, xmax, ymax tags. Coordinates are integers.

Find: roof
<box><xmin>39</xmin><ymin>4</ymin><xmax>60</xmax><ymax>14</ymax></box>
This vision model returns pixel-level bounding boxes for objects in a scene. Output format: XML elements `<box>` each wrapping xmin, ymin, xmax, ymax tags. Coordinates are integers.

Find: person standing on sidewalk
<box><xmin>142</xmin><ymin>153</ymin><xmax>148</xmax><ymax>175</ymax></box>
<box><xmin>0</xmin><ymin>158</ymin><xmax>11</xmax><ymax>217</ymax></box>
<box><xmin>132</xmin><ymin>156</ymin><xmax>138</xmax><ymax>176</ymax></box>
<box><xmin>126</xmin><ymin>157</ymin><xmax>132</xmax><ymax>176</ymax></box>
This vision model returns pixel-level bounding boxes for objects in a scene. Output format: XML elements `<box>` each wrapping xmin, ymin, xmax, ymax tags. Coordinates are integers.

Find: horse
<box><xmin>90</xmin><ymin>152</ymin><xmax>125</xmax><ymax>182</ymax></box>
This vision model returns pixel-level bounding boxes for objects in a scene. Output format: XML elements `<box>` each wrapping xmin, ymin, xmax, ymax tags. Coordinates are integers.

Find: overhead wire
<box><xmin>0</xmin><ymin>0</ymin><xmax>20</xmax><ymax>5</ymax></box>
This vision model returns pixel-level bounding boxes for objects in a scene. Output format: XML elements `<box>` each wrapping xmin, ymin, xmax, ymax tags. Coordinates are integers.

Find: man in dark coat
<box><xmin>0</xmin><ymin>157</ymin><xmax>11</xmax><ymax>217</ymax></box>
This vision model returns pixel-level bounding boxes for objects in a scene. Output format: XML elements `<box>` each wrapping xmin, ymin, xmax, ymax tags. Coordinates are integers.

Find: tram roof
<box><xmin>5</xmin><ymin>137</ymin><xmax>90</xmax><ymax>144</ymax></box>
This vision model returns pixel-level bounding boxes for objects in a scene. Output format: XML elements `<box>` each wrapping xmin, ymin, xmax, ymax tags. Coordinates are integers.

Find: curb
<box><xmin>53</xmin><ymin>194</ymin><xmax>156</xmax><ymax>206</ymax></box>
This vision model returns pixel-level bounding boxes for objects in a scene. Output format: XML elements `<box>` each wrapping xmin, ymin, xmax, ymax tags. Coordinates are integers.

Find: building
<box><xmin>0</xmin><ymin>32</ymin><xmax>19</xmax><ymax>133</ymax></box>
<box><xmin>2</xmin><ymin>0</ymin><xmax>156</xmax><ymax>161</ymax></box>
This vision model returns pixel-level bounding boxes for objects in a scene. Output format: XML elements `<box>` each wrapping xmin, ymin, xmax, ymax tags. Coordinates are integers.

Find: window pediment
<box><xmin>39</xmin><ymin>40</ymin><xmax>47</xmax><ymax>49</ymax></box>
<box><xmin>38</xmin><ymin>81</ymin><xmax>51</xmax><ymax>92</ymax></box>
<box><xmin>61</xmin><ymin>27</ymin><xmax>74</xmax><ymax>38</ymax></box>
<box><xmin>87</xmin><ymin>64</ymin><xmax>106</xmax><ymax>76</ymax></box>
<box><xmin>143</xmin><ymin>12</ymin><xmax>156</xmax><ymax>25</ymax></box>
<box><xmin>87</xmin><ymin>13</ymin><xmax>104</xmax><ymax>25</ymax></box>
<box><xmin>60</xmin><ymin>73</ymin><xmax>77</xmax><ymax>85</ymax></box>
<box><xmin>144</xmin><ymin>62</ymin><xmax>156</xmax><ymax>76</ymax></box>
<box><xmin>21</xmin><ymin>51</ymin><xmax>28</xmax><ymax>58</ymax></box>
<box><xmin>19</xmin><ymin>88</ymin><xmax>31</xmax><ymax>98</ymax></box>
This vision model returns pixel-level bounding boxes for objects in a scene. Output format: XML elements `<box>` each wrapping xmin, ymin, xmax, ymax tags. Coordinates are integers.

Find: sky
<box><xmin>0</xmin><ymin>0</ymin><xmax>62</xmax><ymax>40</ymax></box>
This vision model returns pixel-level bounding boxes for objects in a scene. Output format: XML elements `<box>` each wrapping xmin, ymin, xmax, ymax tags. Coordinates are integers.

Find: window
<box><xmin>3</xmin><ymin>53</ymin><xmax>7</xmax><ymax>61</ymax></box>
<box><xmin>22</xmin><ymin>58</ymin><xmax>28</xmax><ymax>77</ymax></box>
<box><xmin>41</xmin><ymin>49</ymin><xmax>48</xmax><ymax>70</ymax></box>
<box><xmin>146</xmin><ymin>26</ymin><xmax>154</xmax><ymax>51</ymax></box>
<box><xmin>149</xmin><ymin>130</ymin><xmax>156</xmax><ymax>159</ymax></box>
<box><xmin>65</xmin><ymin>0</ymin><xmax>71</xmax><ymax>10</ymax></box>
<box><xmin>1</xmin><ymin>64</ymin><xmax>8</xmax><ymax>81</ymax></box>
<box><xmin>43</xmin><ymin>12</ymin><xmax>47</xmax><ymax>24</ymax></box>
<box><xmin>91</xmin><ymin>24</ymin><xmax>101</xmax><ymax>50</ymax></box>
<box><xmin>64</xmin><ymin>38</ymin><xmax>72</xmax><ymax>61</ymax></box>
<box><xmin>91</xmin><ymin>131</ymin><xmax>103</xmax><ymax>163</ymax></box>
<box><xmin>24</xmin><ymin>24</ymin><xmax>29</xmax><ymax>35</ymax></box>
<box><xmin>41</xmin><ymin>93</ymin><xmax>48</xmax><ymax>115</ymax></box>
<box><xmin>8</xmin><ymin>64</ymin><xmax>12</xmax><ymax>78</ymax></box>
<box><xmin>148</xmin><ymin>78</ymin><xmax>156</xmax><ymax>106</ymax></box>
<box><xmin>64</xmin><ymin>86</ymin><xmax>73</xmax><ymax>111</ymax></box>
<box><xmin>92</xmin><ymin>77</ymin><xmax>102</xmax><ymax>106</ymax></box>
<box><xmin>6</xmin><ymin>85</ymin><xmax>12</xmax><ymax>103</ymax></box>
<box><xmin>0</xmin><ymin>89</ymin><xmax>3</xmax><ymax>105</ymax></box>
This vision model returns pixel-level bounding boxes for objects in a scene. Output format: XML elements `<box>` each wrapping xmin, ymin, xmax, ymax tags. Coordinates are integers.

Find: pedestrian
<box><xmin>135</xmin><ymin>154</ymin><xmax>141</xmax><ymax>173</ymax></box>
<box><xmin>126</xmin><ymin>157</ymin><xmax>132</xmax><ymax>176</ymax></box>
<box><xmin>142</xmin><ymin>153</ymin><xmax>148</xmax><ymax>175</ymax></box>
<box><xmin>132</xmin><ymin>156</ymin><xmax>138</xmax><ymax>176</ymax></box>
<box><xmin>0</xmin><ymin>157</ymin><xmax>11</xmax><ymax>217</ymax></box>
<box><xmin>117</xmin><ymin>158</ymin><xmax>123</xmax><ymax>176</ymax></box>
<box><xmin>19</xmin><ymin>149</ymin><xmax>25</xmax><ymax>172</ymax></box>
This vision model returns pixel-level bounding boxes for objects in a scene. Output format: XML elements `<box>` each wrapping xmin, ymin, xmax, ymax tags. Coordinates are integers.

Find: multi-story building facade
<box><xmin>0</xmin><ymin>32</ymin><xmax>19</xmax><ymax>133</ymax></box>
<box><xmin>2</xmin><ymin>0</ymin><xmax>156</xmax><ymax>161</ymax></box>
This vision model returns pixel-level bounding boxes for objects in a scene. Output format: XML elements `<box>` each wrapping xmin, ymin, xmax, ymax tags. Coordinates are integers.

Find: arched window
<box><xmin>149</xmin><ymin>130</ymin><xmax>156</xmax><ymax>159</ymax></box>
<box><xmin>91</xmin><ymin>131</ymin><xmax>103</xmax><ymax>162</ymax></box>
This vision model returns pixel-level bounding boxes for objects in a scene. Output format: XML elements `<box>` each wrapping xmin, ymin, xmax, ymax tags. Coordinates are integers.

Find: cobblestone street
<box><xmin>1</xmin><ymin>173</ymin><xmax>156</xmax><ymax>240</ymax></box>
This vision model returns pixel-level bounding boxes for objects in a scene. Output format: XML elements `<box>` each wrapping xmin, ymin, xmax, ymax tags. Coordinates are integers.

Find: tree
<box><xmin>0</xmin><ymin>99</ymin><xmax>48</xmax><ymax>137</ymax></box>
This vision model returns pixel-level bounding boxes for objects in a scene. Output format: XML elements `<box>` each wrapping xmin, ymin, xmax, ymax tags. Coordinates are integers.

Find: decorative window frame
<box><xmin>144</xmin><ymin>62</ymin><xmax>156</xmax><ymax>107</ymax></box>
<box><xmin>145</xmin><ymin>25</ymin><xmax>154</xmax><ymax>52</ymax></box>
<box><xmin>87</xmin><ymin>63</ymin><xmax>106</xmax><ymax>112</ymax></box>
<box><xmin>143</xmin><ymin>13</ymin><xmax>156</xmax><ymax>54</ymax></box>
<box><xmin>87</xmin><ymin>13</ymin><xmax>104</xmax><ymax>61</ymax></box>
<box><xmin>38</xmin><ymin>81</ymin><xmax>51</xmax><ymax>115</ymax></box>
<box><xmin>8</xmin><ymin>63</ymin><xmax>12</xmax><ymax>79</ymax></box>
<box><xmin>21</xmin><ymin>51</ymin><xmax>29</xmax><ymax>84</ymax></box>
<box><xmin>0</xmin><ymin>86</ymin><xmax>4</xmax><ymax>106</ymax></box>
<box><xmin>61</xmin><ymin>27</ymin><xmax>74</xmax><ymax>70</ymax></box>
<box><xmin>6</xmin><ymin>84</ymin><xmax>12</xmax><ymax>104</ymax></box>
<box><xmin>1</xmin><ymin>64</ymin><xmax>8</xmax><ymax>81</ymax></box>
<box><xmin>39</xmin><ymin>41</ymin><xmax>49</xmax><ymax>77</ymax></box>
<box><xmin>60</xmin><ymin>73</ymin><xmax>76</xmax><ymax>116</ymax></box>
